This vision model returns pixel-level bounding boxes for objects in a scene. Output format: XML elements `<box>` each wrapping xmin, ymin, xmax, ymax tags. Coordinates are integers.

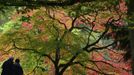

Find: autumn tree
<box><xmin>0</xmin><ymin>0</ymin><xmax>131</xmax><ymax>75</ymax></box>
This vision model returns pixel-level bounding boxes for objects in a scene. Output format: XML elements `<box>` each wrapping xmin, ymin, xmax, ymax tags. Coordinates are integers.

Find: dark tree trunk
<box><xmin>129</xmin><ymin>30</ymin><xmax>134</xmax><ymax>75</ymax></box>
<box><xmin>54</xmin><ymin>40</ymin><xmax>61</xmax><ymax>75</ymax></box>
<box><xmin>127</xmin><ymin>0</ymin><xmax>134</xmax><ymax>75</ymax></box>
<box><xmin>55</xmin><ymin>68</ymin><xmax>61</xmax><ymax>75</ymax></box>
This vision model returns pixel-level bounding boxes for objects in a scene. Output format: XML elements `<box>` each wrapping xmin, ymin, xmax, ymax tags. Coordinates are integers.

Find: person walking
<box><xmin>1</xmin><ymin>57</ymin><xmax>14</xmax><ymax>75</ymax></box>
<box><xmin>13</xmin><ymin>59</ymin><xmax>23</xmax><ymax>75</ymax></box>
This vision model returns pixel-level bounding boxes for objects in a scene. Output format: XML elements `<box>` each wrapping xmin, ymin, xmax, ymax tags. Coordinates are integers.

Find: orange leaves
<box><xmin>38</xmin><ymin>25</ymin><xmax>45</xmax><ymax>32</ymax></box>
<box><xmin>113</xmin><ymin>20</ymin><xmax>126</xmax><ymax>27</ymax></box>
<box><xmin>40</xmin><ymin>35</ymin><xmax>49</xmax><ymax>42</ymax></box>
<box><xmin>118</xmin><ymin>0</ymin><xmax>128</xmax><ymax>13</ymax></box>
<box><xmin>89</xmin><ymin>50</ymin><xmax>132</xmax><ymax>75</ymax></box>
<box><xmin>22</xmin><ymin>22</ymin><xmax>33</xmax><ymax>30</ymax></box>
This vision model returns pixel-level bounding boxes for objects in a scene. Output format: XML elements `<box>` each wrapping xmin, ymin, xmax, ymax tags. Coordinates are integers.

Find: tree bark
<box><xmin>129</xmin><ymin>30</ymin><xmax>134</xmax><ymax>75</ymax></box>
<box><xmin>127</xmin><ymin>0</ymin><xmax>134</xmax><ymax>75</ymax></box>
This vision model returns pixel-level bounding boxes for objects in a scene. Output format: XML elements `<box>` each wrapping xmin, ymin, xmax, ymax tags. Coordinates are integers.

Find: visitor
<box><xmin>1</xmin><ymin>57</ymin><xmax>14</xmax><ymax>75</ymax></box>
<box><xmin>13</xmin><ymin>59</ymin><xmax>23</xmax><ymax>75</ymax></box>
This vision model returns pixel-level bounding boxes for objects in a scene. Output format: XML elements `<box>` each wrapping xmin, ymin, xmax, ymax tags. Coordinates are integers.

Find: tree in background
<box><xmin>126</xmin><ymin>0</ymin><xmax>134</xmax><ymax>74</ymax></box>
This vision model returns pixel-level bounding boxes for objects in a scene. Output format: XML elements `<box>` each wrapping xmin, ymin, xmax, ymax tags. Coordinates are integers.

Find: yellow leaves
<box><xmin>37</xmin><ymin>34</ymin><xmax>49</xmax><ymax>42</ymax></box>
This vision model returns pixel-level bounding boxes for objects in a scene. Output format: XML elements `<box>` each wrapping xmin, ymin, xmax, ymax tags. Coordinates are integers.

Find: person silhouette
<box><xmin>1</xmin><ymin>57</ymin><xmax>14</xmax><ymax>75</ymax></box>
<box><xmin>13</xmin><ymin>59</ymin><xmax>23</xmax><ymax>75</ymax></box>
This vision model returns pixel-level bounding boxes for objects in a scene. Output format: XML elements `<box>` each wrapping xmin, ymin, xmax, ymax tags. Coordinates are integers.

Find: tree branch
<box><xmin>83</xmin><ymin>17</ymin><xmax>113</xmax><ymax>50</ymax></box>
<box><xmin>12</xmin><ymin>40</ymin><xmax>55</xmax><ymax>64</ymax></box>
<box><xmin>86</xmin><ymin>41</ymin><xmax>116</xmax><ymax>52</ymax></box>
<box><xmin>27</xmin><ymin>56</ymin><xmax>42</xmax><ymax>75</ymax></box>
<box><xmin>88</xmin><ymin>60</ymin><xmax>116</xmax><ymax>68</ymax></box>
<box><xmin>59</xmin><ymin>53</ymin><xmax>79</xmax><ymax>74</ymax></box>
<box><xmin>47</xmin><ymin>10</ymin><xmax>68</xmax><ymax>30</ymax></box>
<box><xmin>69</xmin><ymin>17</ymin><xmax>77</xmax><ymax>31</ymax></box>
<box><xmin>78</xmin><ymin>62</ymin><xmax>113</xmax><ymax>75</ymax></box>
<box><xmin>0</xmin><ymin>0</ymin><xmax>95</xmax><ymax>6</ymax></box>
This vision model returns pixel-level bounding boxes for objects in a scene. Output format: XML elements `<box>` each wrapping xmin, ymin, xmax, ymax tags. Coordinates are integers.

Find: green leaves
<box><xmin>69</xmin><ymin>11</ymin><xmax>77</xmax><ymax>17</ymax></box>
<box><xmin>109</xmin><ymin>0</ymin><xmax>119</xmax><ymax>5</ymax></box>
<box><xmin>20</xmin><ymin>16</ymin><xmax>30</xmax><ymax>22</ymax></box>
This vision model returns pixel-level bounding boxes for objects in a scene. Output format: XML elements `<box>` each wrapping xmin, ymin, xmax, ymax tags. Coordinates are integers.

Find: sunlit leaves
<box><xmin>0</xmin><ymin>20</ymin><xmax>22</xmax><ymax>34</ymax></box>
<box><xmin>69</xmin><ymin>11</ymin><xmax>77</xmax><ymax>17</ymax></box>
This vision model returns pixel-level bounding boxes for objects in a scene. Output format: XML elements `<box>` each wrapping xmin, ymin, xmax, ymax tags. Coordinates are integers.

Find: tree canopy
<box><xmin>0</xmin><ymin>0</ymin><xmax>133</xmax><ymax>75</ymax></box>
